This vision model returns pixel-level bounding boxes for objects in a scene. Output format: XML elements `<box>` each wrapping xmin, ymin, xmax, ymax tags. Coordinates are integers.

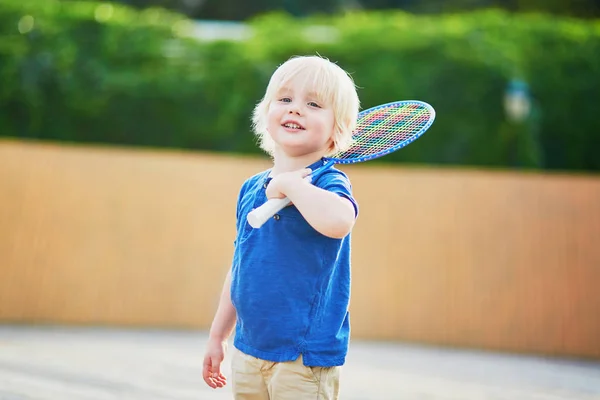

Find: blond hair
<box><xmin>252</xmin><ymin>55</ymin><xmax>360</xmax><ymax>156</ymax></box>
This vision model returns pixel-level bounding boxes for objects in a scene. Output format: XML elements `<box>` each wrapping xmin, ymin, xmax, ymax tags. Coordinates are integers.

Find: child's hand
<box><xmin>266</xmin><ymin>168</ymin><xmax>312</xmax><ymax>199</ymax></box>
<box><xmin>202</xmin><ymin>338</ymin><xmax>228</xmax><ymax>389</ymax></box>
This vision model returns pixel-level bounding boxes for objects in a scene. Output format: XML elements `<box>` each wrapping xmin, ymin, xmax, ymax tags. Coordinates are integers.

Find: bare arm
<box><xmin>267</xmin><ymin>169</ymin><xmax>356</xmax><ymax>239</ymax></box>
<box><xmin>202</xmin><ymin>269</ymin><xmax>236</xmax><ymax>389</ymax></box>
<box><xmin>208</xmin><ymin>269</ymin><xmax>236</xmax><ymax>342</ymax></box>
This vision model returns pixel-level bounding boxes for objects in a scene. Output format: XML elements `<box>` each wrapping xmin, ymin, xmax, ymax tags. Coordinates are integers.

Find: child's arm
<box><xmin>267</xmin><ymin>169</ymin><xmax>356</xmax><ymax>239</ymax></box>
<box><xmin>202</xmin><ymin>269</ymin><xmax>236</xmax><ymax>389</ymax></box>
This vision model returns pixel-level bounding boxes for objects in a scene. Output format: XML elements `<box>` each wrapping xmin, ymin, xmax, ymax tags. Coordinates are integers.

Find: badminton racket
<box><xmin>247</xmin><ymin>100</ymin><xmax>436</xmax><ymax>228</ymax></box>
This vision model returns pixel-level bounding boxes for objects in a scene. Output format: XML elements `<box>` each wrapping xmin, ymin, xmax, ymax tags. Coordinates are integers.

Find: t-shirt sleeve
<box><xmin>314</xmin><ymin>169</ymin><xmax>359</xmax><ymax>218</ymax></box>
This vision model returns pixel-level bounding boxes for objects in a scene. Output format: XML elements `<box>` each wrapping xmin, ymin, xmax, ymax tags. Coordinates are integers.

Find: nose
<box><xmin>287</xmin><ymin>103</ymin><xmax>301</xmax><ymax>115</ymax></box>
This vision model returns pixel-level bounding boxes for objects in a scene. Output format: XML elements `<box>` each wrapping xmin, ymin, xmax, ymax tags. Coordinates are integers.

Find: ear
<box><xmin>326</xmin><ymin>134</ymin><xmax>336</xmax><ymax>153</ymax></box>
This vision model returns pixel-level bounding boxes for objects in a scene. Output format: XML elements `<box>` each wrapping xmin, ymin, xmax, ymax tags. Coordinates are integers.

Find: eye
<box><xmin>279</xmin><ymin>97</ymin><xmax>291</xmax><ymax>103</ymax></box>
<box><xmin>308</xmin><ymin>101</ymin><xmax>321</xmax><ymax>108</ymax></box>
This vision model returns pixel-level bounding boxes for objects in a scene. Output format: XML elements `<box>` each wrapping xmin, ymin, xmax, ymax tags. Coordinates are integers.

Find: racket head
<box><xmin>328</xmin><ymin>100</ymin><xmax>435</xmax><ymax>164</ymax></box>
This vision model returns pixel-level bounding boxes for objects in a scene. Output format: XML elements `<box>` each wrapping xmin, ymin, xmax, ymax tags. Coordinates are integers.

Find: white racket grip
<box><xmin>247</xmin><ymin>197</ymin><xmax>292</xmax><ymax>228</ymax></box>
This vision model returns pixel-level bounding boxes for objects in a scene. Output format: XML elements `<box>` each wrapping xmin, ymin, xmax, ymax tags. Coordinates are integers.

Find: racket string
<box><xmin>334</xmin><ymin>103</ymin><xmax>432</xmax><ymax>160</ymax></box>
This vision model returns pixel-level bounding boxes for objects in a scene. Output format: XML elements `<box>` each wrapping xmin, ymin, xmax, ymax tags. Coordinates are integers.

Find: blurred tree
<box><xmin>195</xmin><ymin>0</ymin><xmax>278</xmax><ymax>20</ymax></box>
<box><xmin>103</xmin><ymin>0</ymin><xmax>347</xmax><ymax>19</ymax></box>
<box><xmin>513</xmin><ymin>0</ymin><xmax>600</xmax><ymax>17</ymax></box>
<box><xmin>117</xmin><ymin>0</ymin><xmax>206</xmax><ymax>15</ymax></box>
<box><xmin>364</xmin><ymin>0</ymin><xmax>495</xmax><ymax>13</ymax></box>
<box><xmin>3</xmin><ymin>2</ymin><xmax>598</xmax><ymax>171</ymax></box>
<box><xmin>390</xmin><ymin>0</ymin><xmax>600</xmax><ymax>16</ymax></box>
<box><xmin>87</xmin><ymin>0</ymin><xmax>600</xmax><ymax>19</ymax></box>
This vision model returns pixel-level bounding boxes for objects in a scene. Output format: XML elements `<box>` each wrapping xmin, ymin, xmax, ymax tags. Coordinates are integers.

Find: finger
<box><xmin>204</xmin><ymin>371</ymin><xmax>218</xmax><ymax>388</ymax></box>
<box><xmin>204</xmin><ymin>374</ymin><xmax>218</xmax><ymax>388</ymax></box>
<box><xmin>302</xmin><ymin>168</ymin><xmax>313</xmax><ymax>183</ymax></box>
<box><xmin>213</xmin><ymin>375</ymin><xmax>227</xmax><ymax>388</ymax></box>
<box><xmin>209</xmin><ymin>357</ymin><xmax>226</xmax><ymax>388</ymax></box>
<box><xmin>202</xmin><ymin>359</ymin><xmax>218</xmax><ymax>388</ymax></box>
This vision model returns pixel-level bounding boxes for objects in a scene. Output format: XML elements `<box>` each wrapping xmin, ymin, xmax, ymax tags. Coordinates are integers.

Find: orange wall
<box><xmin>1</xmin><ymin>140</ymin><xmax>599</xmax><ymax>359</ymax></box>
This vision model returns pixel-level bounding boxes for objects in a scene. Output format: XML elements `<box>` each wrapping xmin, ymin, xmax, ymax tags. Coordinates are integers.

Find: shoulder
<box><xmin>239</xmin><ymin>169</ymin><xmax>270</xmax><ymax>195</ymax></box>
<box><xmin>315</xmin><ymin>166</ymin><xmax>358</xmax><ymax>217</ymax></box>
<box><xmin>313</xmin><ymin>166</ymin><xmax>353</xmax><ymax>189</ymax></box>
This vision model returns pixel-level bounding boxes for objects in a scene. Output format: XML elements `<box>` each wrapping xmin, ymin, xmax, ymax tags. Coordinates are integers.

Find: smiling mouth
<box><xmin>282</xmin><ymin>122</ymin><xmax>305</xmax><ymax>130</ymax></box>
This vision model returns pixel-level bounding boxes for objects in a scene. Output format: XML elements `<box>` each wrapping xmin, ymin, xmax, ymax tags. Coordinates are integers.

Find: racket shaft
<box><xmin>247</xmin><ymin>197</ymin><xmax>292</xmax><ymax>228</ymax></box>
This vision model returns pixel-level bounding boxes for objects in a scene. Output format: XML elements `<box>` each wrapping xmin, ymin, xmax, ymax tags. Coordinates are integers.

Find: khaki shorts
<box><xmin>231</xmin><ymin>347</ymin><xmax>341</xmax><ymax>400</ymax></box>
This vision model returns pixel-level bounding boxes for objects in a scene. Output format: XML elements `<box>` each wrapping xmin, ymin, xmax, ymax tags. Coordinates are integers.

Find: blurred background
<box><xmin>1</xmin><ymin>0</ymin><xmax>600</xmax><ymax>398</ymax></box>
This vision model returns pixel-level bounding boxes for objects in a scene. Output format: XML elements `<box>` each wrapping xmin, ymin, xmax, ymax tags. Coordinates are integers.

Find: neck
<box><xmin>270</xmin><ymin>148</ymin><xmax>325</xmax><ymax>176</ymax></box>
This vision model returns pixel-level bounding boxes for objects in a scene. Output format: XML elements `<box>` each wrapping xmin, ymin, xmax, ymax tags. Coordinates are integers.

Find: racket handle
<box><xmin>247</xmin><ymin>197</ymin><xmax>292</xmax><ymax>228</ymax></box>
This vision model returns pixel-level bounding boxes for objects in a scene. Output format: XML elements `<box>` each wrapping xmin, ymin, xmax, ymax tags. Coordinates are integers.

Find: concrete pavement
<box><xmin>0</xmin><ymin>325</ymin><xmax>598</xmax><ymax>400</ymax></box>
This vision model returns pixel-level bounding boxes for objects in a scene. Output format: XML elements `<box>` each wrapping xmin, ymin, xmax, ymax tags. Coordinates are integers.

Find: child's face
<box><xmin>266</xmin><ymin>75</ymin><xmax>335</xmax><ymax>158</ymax></box>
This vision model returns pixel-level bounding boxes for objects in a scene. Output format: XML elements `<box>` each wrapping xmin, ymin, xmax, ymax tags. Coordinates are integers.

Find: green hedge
<box><xmin>1</xmin><ymin>1</ymin><xmax>599</xmax><ymax>172</ymax></box>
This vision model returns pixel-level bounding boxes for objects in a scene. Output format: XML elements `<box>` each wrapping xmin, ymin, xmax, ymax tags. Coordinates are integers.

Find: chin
<box><xmin>281</xmin><ymin>148</ymin><xmax>310</xmax><ymax>157</ymax></box>
<box><xmin>275</xmin><ymin>140</ymin><xmax>327</xmax><ymax>158</ymax></box>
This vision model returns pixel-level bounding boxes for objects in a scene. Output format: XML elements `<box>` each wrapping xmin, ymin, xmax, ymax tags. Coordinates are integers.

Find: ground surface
<box><xmin>0</xmin><ymin>325</ymin><xmax>599</xmax><ymax>399</ymax></box>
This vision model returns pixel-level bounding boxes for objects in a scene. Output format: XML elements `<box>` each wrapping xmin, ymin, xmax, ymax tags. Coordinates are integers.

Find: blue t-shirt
<box><xmin>230</xmin><ymin>158</ymin><xmax>358</xmax><ymax>367</ymax></box>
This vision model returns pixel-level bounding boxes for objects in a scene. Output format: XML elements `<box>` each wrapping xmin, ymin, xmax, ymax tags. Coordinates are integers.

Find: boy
<box><xmin>202</xmin><ymin>55</ymin><xmax>360</xmax><ymax>399</ymax></box>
